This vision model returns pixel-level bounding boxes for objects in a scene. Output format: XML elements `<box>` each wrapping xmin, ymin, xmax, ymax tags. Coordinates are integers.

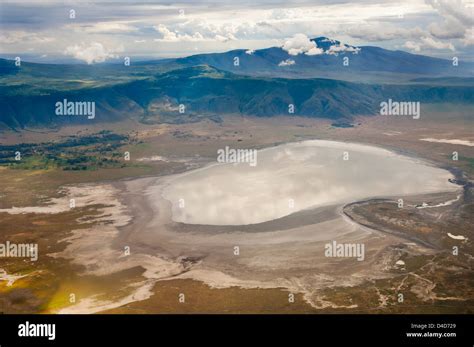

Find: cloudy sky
<box><xmin>0</xmin><ymin>0</ymin><xmax>473</xmax><ymax>63</ymax></box>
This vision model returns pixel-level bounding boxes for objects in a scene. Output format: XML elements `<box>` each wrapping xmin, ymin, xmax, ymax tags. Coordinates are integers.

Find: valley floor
<box><xmin>0</xmin><ymin>107</ymin><xmax>473</xmax><ymax>314</ymax></box>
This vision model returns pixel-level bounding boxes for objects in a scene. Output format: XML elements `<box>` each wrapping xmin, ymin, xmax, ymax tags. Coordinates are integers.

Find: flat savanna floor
<box><xmin>0</xmin><ymin>105</ymin><xmax>473</xmax><ymax>313</ymax></box>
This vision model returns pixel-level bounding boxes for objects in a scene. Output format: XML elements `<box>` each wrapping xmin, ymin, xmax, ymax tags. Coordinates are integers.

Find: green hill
<box><xmin>1</xmin><ymin>61</ymin><xmax>473</xmax><ymax>129</ymax></box>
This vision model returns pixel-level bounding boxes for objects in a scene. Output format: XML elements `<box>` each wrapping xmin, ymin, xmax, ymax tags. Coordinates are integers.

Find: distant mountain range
<box><xmin>1</xmin><ymin>37</ymin><xmax>473</xmax><ymax>130</ymax></box>
<box><xmin>171</xmin><ymin>37</ymin><xmax>474</xmax><ymax>82</ymax></box>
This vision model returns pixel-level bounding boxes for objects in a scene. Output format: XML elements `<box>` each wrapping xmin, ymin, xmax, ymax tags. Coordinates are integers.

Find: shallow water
<box><xmin>162</xmin><ymin>140</ymin><xmax>458</xmax><ymax>226</ymax></box>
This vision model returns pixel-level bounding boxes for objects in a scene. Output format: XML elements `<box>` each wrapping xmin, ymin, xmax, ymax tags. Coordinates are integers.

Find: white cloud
<box><xmin>154</xmin><ymin>22</ymin><xmax>237</xmax><ymax>42</ymax></box>
<box><xmin>215</xmin><ymin>34</ymin><xmax>236</xmax><ymax>42</ymax></box>
<box><xmin>64</xmin><ymin>42</ymin><xmax>123</xmax><ymax>64</ymax></box>
<box><xmin>269</xmin><ymin>9</ymin><xmax>296</xmax><ymax>20</ymax></box>
<box><xmin>306</xmin><ymin>46</ymin><xmax>325</xmax><ymax>56</ymax></box>
<box><xmin>421</xmin><ymin>36</ymin><xmax>455</xmax><ymax>50</ymax></box>
<box><xmin>404</xmin><ymin>41</ymin><xmax>422</xmax><ymax>52</ymax></box>
<box><xmin>153</xmin><ymin>24</ymin><xmax>205</xmax><ymax>42</ymax></box>
<box><xmin>278</xmin><ymin>59</ymin><xmax>295</xmax><ymax>66</ymax></box>
<box><xmin>461</xmin><ymin>28</ymin><xmax>474</xmax><ymax>46</ymax></box>
<box><xmin>281</xmin><ymin>34</ymin><xmax>359</xmax><ymax>56</ymax></box>
<box><xmin>68</xmin><ymin>22</ymin><xmax>139</xmax><ymax>34</ymax></box>
<box><xmin>428</xmin><ymin>18</ymin><xmax>466</xmax><ymax>39</ymax></box>
<box><xmin>425</xmin><ymin>0</ymin><xmax>473</xmax><ymax>48</ymax></box>
<box><xmin>0</xmin><ymin>31</ymin><xmax>55</xmax><ymax>44</ymax></box>
<box><xmin>282</xmin><ymin>33</ymin><xmax>323</xmax><ymax>56</ymax></box>
<box><xmin>178</xmin><ymin>19</ymin><xmax>232</xmax><ymax>37</ymax></box>
<box><xmin>1</xmin><ymin>1</ymin><xmax>471</xmax><ymax>61</ymax></box>
<box><xmin>326</xmin><ymin>42</ymin><xmax>361</xmax><ymax>55</ymax></box>
<box><xmin>404</xmin><ymin>36</ymin><xmax>455</xmax><ymax>52</ymax></box>
<box><xmin>426</xmin><ymin>0</ymin><xmax>474</xmax><ymax>27</ymax></box>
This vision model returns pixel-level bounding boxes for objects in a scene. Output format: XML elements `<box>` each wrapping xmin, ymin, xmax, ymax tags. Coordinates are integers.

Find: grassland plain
<box><xmin>0</xmin><ymin>108</ymin><xmax>473</xmax><ymax>313</ymax></box>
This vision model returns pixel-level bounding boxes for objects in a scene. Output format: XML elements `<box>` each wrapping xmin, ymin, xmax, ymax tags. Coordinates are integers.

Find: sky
<box><xmin>0</xmin><ymin>0</ymin><xmax>473</xmax><ymax>63</ymax></box>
